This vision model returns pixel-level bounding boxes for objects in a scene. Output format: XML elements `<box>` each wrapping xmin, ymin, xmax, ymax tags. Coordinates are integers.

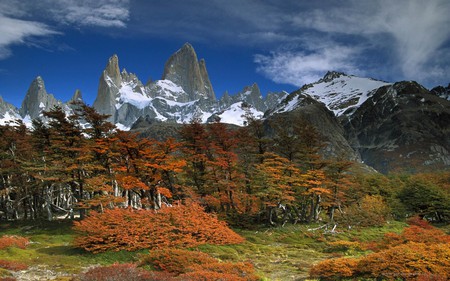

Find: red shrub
<box><xmin>374</xmin><ymin>225</ymin><xmax>450</xmax><ymax>251</ymax></box>
<box><xmin>140</xmin><ymin>248</ymin><xmax>216</xmax><ymax>274</ymax></box>
<box><xmin>0</xmin><ymin>236</ymin><xmax>29</xmax><ymax>250</ymax></box>
<box><xmin>0</xmin><ymin>260</ymin><xmax>28</xmax><ymax>271</ymax></box>
<box><xmin>309</xmin><ymin>257</ymin><xmax>358</xmax><ymax>280</ymax></box>
<box><xmin>183</xmin><ymin>261</ymin><xmax>259</xmax><ymax>281</ymax></box>
<box><xmin>355</xmin><ymin>242</ymin><xmax>450</xmax><ymax>280</ymax></box>
<box><xmin>406</xmin><ymin>216</ymin><xmax>434</xmax><ymax>229</ymax></box>
<box><xmin>73</xmin><ymin>203</ymin><xmax>244</xmax><ymax>253</ymax></box>
<box><xmin>140</xmin><ymin>249</ymin><xmax>259</xmax><ymax>280</ymax></box>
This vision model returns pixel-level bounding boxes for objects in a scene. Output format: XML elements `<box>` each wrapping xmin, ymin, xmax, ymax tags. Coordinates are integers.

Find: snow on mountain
<box><xmin>116</xmin><ymin>82</ymin><xmax>152</xmax><ymax>110</ymax></box>
<box><xmin>300</xmin><ymin>71</ymin><xmax>391</xmax><ymax>116</ymax></box>
<box><xmin>0</xmin><ymin>111</ymin><xmax>21</xmax><ymax>126</ymax></box>
<box><xmin>208</xmin><ymin>102</ymin><xmax>263</xmax><ymax>126</ymax></box>
<box><xmin>0</xmin><ymin>96</ymin><xmax>21</xmax><ymax>125</ymax></box>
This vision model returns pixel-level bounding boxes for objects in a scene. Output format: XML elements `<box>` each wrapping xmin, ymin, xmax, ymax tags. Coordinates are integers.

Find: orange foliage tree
<box><xmin>73</xmin><ymin>202</ymin><xmax>244</xmax><ymax>253</ymax></box>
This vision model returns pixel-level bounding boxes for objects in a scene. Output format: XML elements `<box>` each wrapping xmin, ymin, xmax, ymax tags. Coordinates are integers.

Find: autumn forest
<box><xmin>1</xmin><ymin>104</ymin><xmax>449</xmax><ymax>280</ymax></box>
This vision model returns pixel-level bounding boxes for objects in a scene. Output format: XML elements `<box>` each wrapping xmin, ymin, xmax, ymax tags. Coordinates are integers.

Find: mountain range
<box><xmin>0</xmin><ymin>43</ymin><xmax>449</xmax><ymax>173</ymax></box>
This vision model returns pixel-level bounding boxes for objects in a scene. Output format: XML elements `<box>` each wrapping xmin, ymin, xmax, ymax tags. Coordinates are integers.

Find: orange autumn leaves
<box><xmin>73</xmin><ymin>202</ymin><xmax>244</xmax><ymax>253</ymax></box>
<box><xmin>310</xmin><ymin>218</ymin><xmax>450</xmax><ymax>280</ymax></box>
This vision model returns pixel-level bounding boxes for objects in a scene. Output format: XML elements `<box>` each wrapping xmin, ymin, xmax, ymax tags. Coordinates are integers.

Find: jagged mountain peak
<box><xmin>162</xmin><ymin>42</ymin><xmax>215</xmax><ymax>101</ymax></box>
<box><xmin>104</xmin><ymin>54</ymin><xmax>121</xmax><ymax>86</ymax></box>
<box><xmin>320</xmin><ymin>71</ymin><xmax>348</xmax><ymax>82</ymax></box>
<box><xmin>19</xmin><ymin>76</ymin><xmax>62</xmax><ymax>121</ymax></box>
<box><xmin>71</xmin><ymin>89</ymin><xmax>83</xmax><ymax>102</ymax></box>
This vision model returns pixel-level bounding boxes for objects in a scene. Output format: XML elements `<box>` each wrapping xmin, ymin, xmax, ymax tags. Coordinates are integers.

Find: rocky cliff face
<box><xmin>342</xmin><ymin>81</ymin><xmax>450</xmax><ymax>173</ymax></box>
<box><xmin>162</xmin><ymin>43</ymin><xmax>215</xmax><ymax>101</ymax></box>
<box><xmin>20</xmin><ymin>76</ymin><xmax>62</xmax><ymax>120</ymax></box>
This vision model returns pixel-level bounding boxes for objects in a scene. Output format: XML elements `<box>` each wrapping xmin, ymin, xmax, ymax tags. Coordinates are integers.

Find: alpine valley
<box><xmin>1</xmin><ymin>43</ymin><xmax>449</xmax><ymax>174</ymax></box>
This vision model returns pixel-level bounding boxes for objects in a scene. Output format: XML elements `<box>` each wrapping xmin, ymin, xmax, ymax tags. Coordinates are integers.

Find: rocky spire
<box><xmin>162</xmin><ymin>43</ymin><xmax>216</xmax><ymax>102</ymax></box>
<box><xmin>71</xmin><ymin>89</ymin><xmax>83</xmax><ymax>103</ymax></box>
<box><xmin>20</xmin><ymin>76</ymin><xmax>61</xmax><ymax>119</ymax></box>
<box><xmin>93</xmin><ymin>54</ymin><xmax>122</xmax><ymax>122</ymax></box>
<box><xmin>105</xmin><ymin>54</ymin><xmax>122</xmax><ymax>86</ymax></box>
<box><xmin>239</xmin><ymin>83</ymin><xmax>265</xmax><ymax>111</ymax></box>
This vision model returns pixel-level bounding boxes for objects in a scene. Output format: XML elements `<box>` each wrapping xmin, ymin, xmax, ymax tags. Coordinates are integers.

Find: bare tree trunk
<box><xmin>45</xmin><ymin>185</ymin><xmax>53</xmax><ymax>221</ymax></box>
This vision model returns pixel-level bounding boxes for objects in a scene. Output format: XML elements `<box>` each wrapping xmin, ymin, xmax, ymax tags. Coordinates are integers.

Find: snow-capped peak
<box><xmin>302</xmin><ymin>72</ymin><xmax>391</xmax><ymax>116</ymax></box>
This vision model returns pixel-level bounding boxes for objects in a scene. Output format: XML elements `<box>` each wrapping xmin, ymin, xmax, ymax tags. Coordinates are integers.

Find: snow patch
<box><xmin>216</xmin><ymin>102</ymin><xmax>263</xmax><ymax>126</ymax></box>
<box><xmin>117</xmin><ymin>83</ymin><xmax>152</xmax><ymax>109</ymax></box>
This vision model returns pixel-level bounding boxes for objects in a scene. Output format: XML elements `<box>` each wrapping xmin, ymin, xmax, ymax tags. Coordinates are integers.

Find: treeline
<box><xmin>0</xmin><ymin>104</ymin><xmax>449</xmax><ymax>226</ymax></box>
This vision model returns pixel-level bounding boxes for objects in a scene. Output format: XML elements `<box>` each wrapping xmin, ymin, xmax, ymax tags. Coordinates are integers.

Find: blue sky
<box><xmin>1</xmin><ymin>0</ymin><xmax>449</xmax><ymax>108</ymax></box>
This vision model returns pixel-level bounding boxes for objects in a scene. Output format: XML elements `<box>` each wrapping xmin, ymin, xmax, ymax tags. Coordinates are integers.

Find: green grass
<box><xmin>0</xmin><ymin>219</ymin><xmax>409</xmax><ymax>280</ymax></box>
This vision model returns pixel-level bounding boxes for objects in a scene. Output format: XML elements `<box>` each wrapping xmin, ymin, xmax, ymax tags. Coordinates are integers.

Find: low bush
<box><xmin>309</xmin><ymin>257</ymin><xmax>358</xmax><ymax>280</ymax></box>
<box><xmin>181</xmin><ymin>261</ymin><xmax>259</xmax><ymax>281</ymax></box>
<box><xmin>0</xmin><ymin>236</ymin><xmax>29</xmax><ymax>250</ymax></box>
<box><xmin>0</xmin><ymin>260</ymin><xmax>28</xmax><ymax>271</ymax></box>
<box><xmin>140</xmin><ymin>248</ymin><xmax>216</xmax><ymax>274</ymax></box>
<box><xmin>356</xmin><ymin>242</ymin><xmax>450</xmax><ymax>280</ymax></box>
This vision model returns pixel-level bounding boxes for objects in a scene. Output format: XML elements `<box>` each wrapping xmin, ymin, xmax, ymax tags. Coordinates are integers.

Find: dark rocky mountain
<box><xmin>342</xmin><ymin>81</ymin><xmax>450</xmax><ymax>173</ymax></box>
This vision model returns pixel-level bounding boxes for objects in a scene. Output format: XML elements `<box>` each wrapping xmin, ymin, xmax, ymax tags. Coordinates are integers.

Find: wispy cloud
<box><xmin>0</xmin><ymin>14</ymin><xmax>59</xmax><ymax>59</ymax></box>
<box><xmin>45</xmin><ymin>0</ymin><xmax>130</xmax><ymax>28</ymax></box>
<box><xmin>255</xmin><ymin>44</ymin><xmax>364</xmax><ymax>87</ymax></box>
<box><xmin>0</xmin><ymin>0</ymin><xmax>130</xmax><ymax>60</ymax></box>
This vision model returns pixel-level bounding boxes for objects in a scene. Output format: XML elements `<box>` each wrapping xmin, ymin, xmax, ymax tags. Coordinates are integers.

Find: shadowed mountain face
<box><xmin>342</xmin><ymin>81</ymin><xmax>450</xmax><ymax>173</ymax></box>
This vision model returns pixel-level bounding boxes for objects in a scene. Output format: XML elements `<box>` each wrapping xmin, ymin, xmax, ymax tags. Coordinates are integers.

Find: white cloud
<box><xmin>47</xmin><ymin>0</ymin><xmax>130</xmax><ymax>28</ymax></box>
<box><xmin>255</xmin><ymin>44</ymin><xmax>364</xmax><ymax>87</ymax></box>
<box><xmin>0</xmin><ymin>14</ymin><xmax>59</xmax><ymax>59</ymax></box>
